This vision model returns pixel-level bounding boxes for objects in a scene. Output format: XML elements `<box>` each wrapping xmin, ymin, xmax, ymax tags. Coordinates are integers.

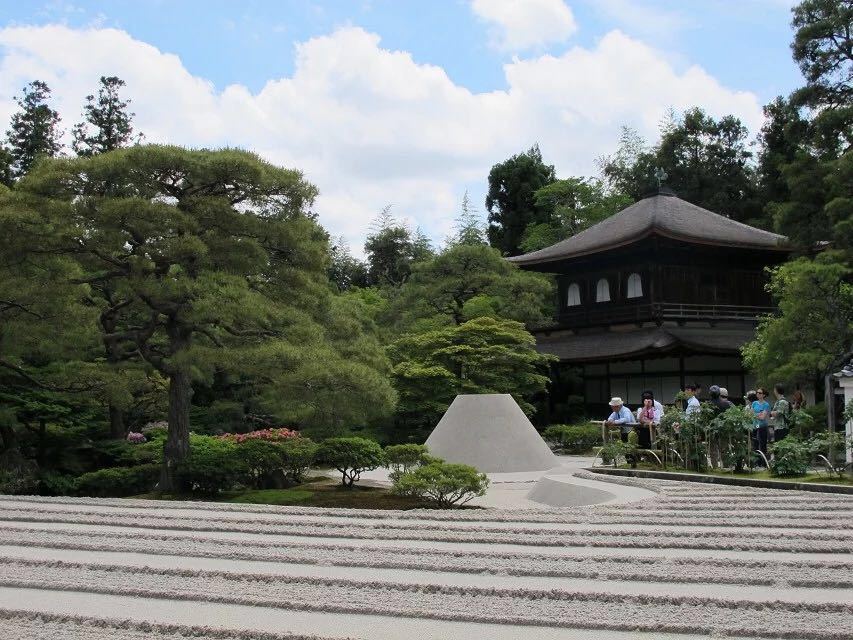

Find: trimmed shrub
<box><xmin>318</xmin><ymin>437</ymin><xmax>384</xmax><ymax>488</ymax></box>
<box><xmin>76</xmin><ymin>464</ymin><xmax>160</xmax><ymax>497</ymax></box>
<box><xmin>39</xmin><ymin>471</ymin><xmax>78</xmax><ymax>496</ymax></box>
<box><xmin>279</xmin><ymin>437</ymin><xmax>319</xmax><ymax>483</ymax></box>
<box><xmin>385</xmin><ymin>444</ymin><xmax>428</xmax><ymax>474</ymax></box>
<box><xmin>769</xmin><ymin>437</ymin><xmax>811</xmax><ymax>477</ymax></box>
<box><xmin>391</xmin><ymin>461</ymin><xmax>489</xmax><ymax>508</ymax></box>
<box><xmin>543</xmin><ymin>424</ymin><xmax>601</xmax><ymax>453</ymax></box>
<box><xmin>177</xmin><ymin>435</ymin><xmax>244</xmax><ymax>494</ymax></box>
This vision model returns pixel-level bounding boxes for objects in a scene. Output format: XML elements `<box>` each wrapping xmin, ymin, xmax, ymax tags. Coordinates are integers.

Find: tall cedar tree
<box><xmin>72</xmin><ymin>76</ymin><xmax>143</xmax><ymax>156</ymax></box>
<box><xmin>5</xmin><ymin>81</ymin><xmax>63</xmax><ymax>180</ymax></box>
<box><xmin>18</xmin><ymin>146</ymin><xmax>338</xmax><ymax>490</ymax></box>
<box><xmin>485</xmin><ymin>144</ymin><xmax>556</xmax><ymax>256</ymax></box>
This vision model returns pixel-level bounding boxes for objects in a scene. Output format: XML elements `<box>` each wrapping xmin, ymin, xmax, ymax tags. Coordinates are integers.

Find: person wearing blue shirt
<box><xmin>751</xmin><ymin>387</ymin><xmax>771</xmax><ymax>461</ymax></box>
<box><xmin>605</xmin><ymin>397</ymin><xmax>635</xmax><ymax>442</ymax></box>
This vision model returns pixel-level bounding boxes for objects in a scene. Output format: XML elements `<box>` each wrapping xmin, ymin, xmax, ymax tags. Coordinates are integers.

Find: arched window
<box><xmin>627</xmin><ymin>273</ymin><xmax>643</xmax><ymax>299</ymax></box>
<box><xmin>596</xmin><ymin>278</ymin><xmax>610</xmax><ymax>302</ymax></box>
<box><xmin>566</xmin><ymin>283</ymin><xmax>581</xmax><ymax>307</ymax></box>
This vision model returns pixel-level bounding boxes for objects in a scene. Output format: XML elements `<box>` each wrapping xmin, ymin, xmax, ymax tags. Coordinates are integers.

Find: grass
<box><xmin>131</xmin><ymin>477</ymin><xmax>437</xmax><ymax>509</ymax></box>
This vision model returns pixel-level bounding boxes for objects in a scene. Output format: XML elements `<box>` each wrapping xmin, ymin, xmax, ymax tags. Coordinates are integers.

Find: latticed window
<box><xmin>596</xmin><ymin>278</ymin><xmax>610</xmax><ymax>302</ymax></box>
<box><xmin>566</xmin><ymin>283</ymin><xmax>581</xmax><ymax>306</ymax></box>
<box><xmin>627</xmin><ymin>272</ymin><xmax>643</xmax><ymax>298</ymax></box>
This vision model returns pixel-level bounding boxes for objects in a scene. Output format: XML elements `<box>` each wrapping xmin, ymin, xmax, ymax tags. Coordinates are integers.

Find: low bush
<box><xmin>177</xmin><ymin>435</ymin><xmax>244</xmax><ymax>494</ymax></box>
<box><xmin>543</xmin><ymin>424</ymin><xmax>601</xmax><ymax>453</ymax></box>
<box><xmin>75</xmin><ymin>464</ymin><xmax>160</xmax><ymax>497</ymax></box>
<box><xmin>318</xmin><ymin>437</ymin><xmax>384</xmax><ymax>488</ymax></box>
<box><xmin>385</xmin><ymin>444</ymin><xmax>428</xmax><ymax>474</ymax></box>
<box><xmin>279</xmin><ymin>437</ymin><xmax>319</xmax><ymax>483</ymax></box>
<box><xmin>39</xmin><ymin>471</ymin><xmax>78</xmax><ymax>496</ymax></box>
<box><xmin>769</xmin><ymin>437</ymin><xmax>811</xmax><ymax>477</ymax></box>
<box><xmin>391</xmin><ymin>461</ymin><xmax>488</xmax><ymax>508</ymax></box>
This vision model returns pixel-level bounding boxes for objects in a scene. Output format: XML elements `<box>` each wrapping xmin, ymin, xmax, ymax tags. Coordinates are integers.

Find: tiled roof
<box><xmin>508</xmin><ymin>191</ymin><xmax>789</xmax><ymax>266</ymax></box>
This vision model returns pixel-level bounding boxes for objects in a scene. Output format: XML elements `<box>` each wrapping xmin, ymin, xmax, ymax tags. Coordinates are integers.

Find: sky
<box><xmin>0</xmin><ymin>0</ymin><xmax>803</xmax><ymax>256</ymax></box>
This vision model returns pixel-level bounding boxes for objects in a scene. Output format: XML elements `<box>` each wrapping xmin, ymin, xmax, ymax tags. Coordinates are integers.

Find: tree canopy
<box><xmin>5</xmin><ymin>81</ymin><xmax>63</xmax><ymax>181</ymax></box>
<box><xmin>486</xmin><ymin>144</ymin><xmax>556</xmax><ymax>256</ymax></box>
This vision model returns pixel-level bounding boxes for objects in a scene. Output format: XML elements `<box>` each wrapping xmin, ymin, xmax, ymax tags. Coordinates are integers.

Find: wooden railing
<box><xmin>556</xmin><ymin>302</ymin><xmax>776</xmax><ymax>327</ymax></box>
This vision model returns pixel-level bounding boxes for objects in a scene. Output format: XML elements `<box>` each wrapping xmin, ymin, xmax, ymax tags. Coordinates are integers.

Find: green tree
<box><xmin>72</xmin><ymin>76</ymin><xmax>143</xmax><ymax>157</ymax></box>
<box><xmin>5</xmin><ymin>81</ymin><xmax>63</xmax><ymax>180</ymax></box>
<box><xmin>364</xmin><ymin>207</ymin><xmax>433</xmax><ymax>286</ymax></box>
<box><xmin>389</xmin><ymin>316</ymin><xmax>555</xmax><ymax>435</ymax></box>
<box><xmin>327</xmin><ymin>236</ymin><xmax>368</xmax><ymax>291</ymax></box>
<box><xmin>393</xmin><ymin>243</ymin><xmax>552</xmax><ymax>328</ymax></box>
<box><xmin>17</xmin><ymin>146</ymin><xmax>337</xmax><ymax>490</ymax></box>
<box><xmin>791</xmin><ymin>0</ymin><xmax>853</xmax><ymax>155</ymax></box>
<box><xmin>602</xmin><ymin>108</ymin><xmax>761</xmax><ymax>225</ymax></box>
<box><xmin>742</xmin><ymin>252</ymin><xmax>853</xmax><ymax>387</ymax></box>
<box><xmin>318</xmin><ymin>436</ymin><xmax>385</xmax><ymax>487</ymax></box>
<box><xmin>451</xmin><ymin>190</ymin><xmax>486</xmax><ymax>246</ymax></box>
<box><xmin>521</xmin><ymin>177</ymin><xmax>631</xmax><ymax>253</ymax></box>
<box><xmin>486</xmin><ymin>144</ymin><xmax>556</xmax><ymax>256</ymax></box>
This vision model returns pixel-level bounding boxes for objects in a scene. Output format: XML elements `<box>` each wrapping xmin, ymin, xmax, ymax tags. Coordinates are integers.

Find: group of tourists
<box><xmin>603</xmin><ymin>382</ymin><xmax>798</xmax><ymax>464</ymax></box>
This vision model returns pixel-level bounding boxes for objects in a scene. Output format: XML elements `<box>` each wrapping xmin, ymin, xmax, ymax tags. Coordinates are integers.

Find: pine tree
<box><xmin>72</xmin><ymin>76</ymin><xmax>143</xmax><ymax>156</ymax></box>
<box><xmin>5</xmin><ymin>81</ymin><xmax>63</xmax><ymax>180</ymax></box>
<box><xmin>452</xmin><ymin>190</ymin><xmax>486</xmax><ymax>246</ymax></box>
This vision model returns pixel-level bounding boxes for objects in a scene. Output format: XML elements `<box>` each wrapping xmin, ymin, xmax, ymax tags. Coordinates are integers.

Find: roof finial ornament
<box><xmin>654</xmin><ymin>166</ymin><xmax>668</xmax><ymax>188</ymax></box>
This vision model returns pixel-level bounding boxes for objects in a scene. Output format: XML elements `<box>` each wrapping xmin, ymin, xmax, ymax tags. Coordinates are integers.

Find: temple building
<box><xmin>508</xmin><ymin>188</ymin><xmax>791</xmax><ymax>415</ymax></box>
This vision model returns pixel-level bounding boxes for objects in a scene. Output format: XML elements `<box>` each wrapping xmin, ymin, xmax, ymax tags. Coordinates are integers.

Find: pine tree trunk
<box><xmin>159</xmin><ymin>324</ymin><xmax>194</xmax><ymax>492</ymax></box>
<box><xmin>108</xmin><ymin>403</ymin><xmax>125</xmax><ymax>439</ymax></box>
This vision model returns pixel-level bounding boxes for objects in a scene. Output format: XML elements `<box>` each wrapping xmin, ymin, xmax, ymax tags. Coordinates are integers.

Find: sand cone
<box><xmin>424</xmin><ymin>394</ymin><xmax>557</xmax><ymax>473</ymax></box>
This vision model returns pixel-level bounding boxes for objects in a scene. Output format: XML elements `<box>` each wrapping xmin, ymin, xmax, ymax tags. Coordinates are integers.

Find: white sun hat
<box><xmin>609</xmin><ymin>397</ymin><xmax>623</xmax><ymax>406</ymax></box>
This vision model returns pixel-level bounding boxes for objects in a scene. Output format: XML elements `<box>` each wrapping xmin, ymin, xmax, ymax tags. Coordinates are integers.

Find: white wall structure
<box><xmin>424</xmin><ymin>394</ymin><xmax>558</xmax><ymax>472</ymax></box>
<box><xmin>834</xmin><ymin>376</ymin><xmax>853</xmax><ymax>464</ymax></box>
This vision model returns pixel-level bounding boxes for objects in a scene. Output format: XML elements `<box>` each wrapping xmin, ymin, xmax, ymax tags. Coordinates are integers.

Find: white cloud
<box><xmin>587</xmin><ymin>0</ymin><xmax>693</xmax><ymax>42</ymax></box>
<box><xmin>470</xmin><ymin>0</ymin><xmax>578</xmax><ymax>52</ymax></box>
<box><xmin>0</xmin><ymin>24</ymin><xmax>763</xmax><ymax>257</ymax></box>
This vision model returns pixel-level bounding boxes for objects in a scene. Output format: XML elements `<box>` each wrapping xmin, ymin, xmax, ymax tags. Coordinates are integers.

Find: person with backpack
<box><xmin>771</xmin><ymin>383</ymin><xmax>792</xmax><ymax>442</ymax></box>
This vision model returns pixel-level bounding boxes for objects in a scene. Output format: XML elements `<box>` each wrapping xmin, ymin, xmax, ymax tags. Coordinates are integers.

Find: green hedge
<box><xmin>542</xmin><ymin>424</ymin><xmax>602</xmax><ymax>453</ymax></box>
<box><xmin>75</xmin><ymin>464</ymin><xmax>161</xmax><ymax>497</ymax></box>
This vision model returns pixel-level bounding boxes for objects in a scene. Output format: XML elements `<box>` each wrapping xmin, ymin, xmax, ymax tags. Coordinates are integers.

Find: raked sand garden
<box><xmin>0</xmin><ymin>462</ymin><xmax>851</xmax><ymax>640</ymax></box>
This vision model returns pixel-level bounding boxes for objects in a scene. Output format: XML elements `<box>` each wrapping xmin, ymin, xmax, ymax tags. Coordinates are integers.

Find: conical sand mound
<box><xmin>424</xmin><ymin>394</ymin><xmax>558</xmax><ymax>473</ymax></box>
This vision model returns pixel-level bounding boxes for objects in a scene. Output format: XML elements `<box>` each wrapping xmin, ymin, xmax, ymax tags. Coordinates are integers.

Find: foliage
<box><xmin>72</xmin><ymin>76</ymin><xmax>143</xmax><ymax>156</ymax></box>
<box><xmin>391</xmin><ymin>460</ymin><xmax>488</xmax><ymax>508</ymax></box>
<box><xmin>126</xmin><ymin>432</ymin><xmax>146</xmax><ymax>444</ymax></box>
<box><xmin>789</xmin><ymin>408</ymin><xmax>818</xmax><ymax>439</ymax></box>
<box><xmin>601</xmin><ymin>108</ymin><xmax>761</xmax><ymax>225</ymax></box>
<box><xmin>542</xmin><ymin>424</ymin><xmax>601</xmax><ymax>454</ymax></box>
<box><xmin>486</xmin><ymin>144</ymin><xmax>556</xmax><ymax>256</ymax></box>
<box><xmin>450</xmin><ymin>190</ymin><xmax>486</xmax><ymax>246</ymax></box>
<box><xmin>808</xmin><ymin>430</ymin><xmax>851</xmax><ymax>478</ymax></box>
<box><xmin>16</xmin><ymin>145</ymin><xmax>397</xmax><ymax>490</ymax></box>
<box><xmin>277</xmin><ymin>437</ymin><xmax>320</xmax><ymax>483</ymax></box>
<box><xmin>389</xmin><ymin>317</ymin><xmax>555</xmax><ymax>437</ymax></box>
<box><xmin>384</xmin><ymin>444</ymin><xmax>429</xmax><ymax>475</ymax></box>
<box><xmin>392</xmin><ymin>244</ymin><xmax>552</xmax><ymax>329</ymax></box>
<box><xmin>743</xmin><ymin>252</ymin><xmax>853</xmax><ymax>385</ymax></box>
<box><xmin>769</xmin><ymin>437</ymin><xmax>812</xmax><ymax>477</ymax></box>
<box><xmin>363</xmin><ymin>207</ymin><xmax>433</xmax><ymax>287</ymax></box>
<box><xmin>790</xmin><ymin>0</ymin><xmax>853</xmax><ymax>155</ymax></box>
<box><xmin>75</xmin><ymin>463</ymin><xmax>160</xmax><ymax>497</ymax></box>
<box><xmin>520</xmin><ymin>178</ymin><xmax>631</xmax><ymax>253</ymax></box>
<box><xmin>177</xmin><ymin>435</ymin><xmax>244</xmax><ymax>494</ymax></box>
<box><xmin>598</xmin><ymin>437</ymin><xmax>628</xmax><ymax>469</ymax></box>
<box><xmin>4</xmin><ymin>81</ymin><xmax>63</xmax><ymax>180</ymax></box>
<box><xmin>318</xmin><ymin>437</ymin><xmax>385</xmax><ymax>487</ymax></box>
<box><xmin>217</xmin><ymin>428</ymin><xmax>300</xmax><ymax>444</ymax></box>
<box><xmin>328</xmin><ymin>236</ymin><xmax>368</xmax><ymax>291</ymax></box>
<box><xmin>709</xmin><ymin>405</ymin><xmax>754</xmax><ymax>472</ymax></box>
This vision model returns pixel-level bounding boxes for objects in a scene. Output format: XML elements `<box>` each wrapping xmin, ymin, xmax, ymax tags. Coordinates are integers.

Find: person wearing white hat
<box><xmin>605</xmin><ymin>397</ymin><xmax>635</xmax><ymax>442</ymax></box>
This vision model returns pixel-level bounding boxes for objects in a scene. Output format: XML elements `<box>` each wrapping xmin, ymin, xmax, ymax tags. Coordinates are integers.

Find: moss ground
<box><xmin>131</xmin><ymin>477</ymin><xmax>436</xmax><ymax>509</ymax></box>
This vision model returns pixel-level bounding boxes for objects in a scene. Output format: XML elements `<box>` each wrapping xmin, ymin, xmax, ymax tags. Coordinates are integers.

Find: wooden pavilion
<box><xmin>508</xmin><ymin>188</ymin><xmax>791</xmax><ymax>415</ymax></box>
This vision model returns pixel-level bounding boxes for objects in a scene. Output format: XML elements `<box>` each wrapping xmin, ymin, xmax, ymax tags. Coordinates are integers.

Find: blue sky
<box><xmin>0</xmin><ymin>0</ymin><xmax>804</xmax><ymax>253</ymax></box>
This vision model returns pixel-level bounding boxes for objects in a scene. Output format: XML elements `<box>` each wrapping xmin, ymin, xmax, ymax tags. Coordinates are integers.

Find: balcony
<box><xmin>556</xmin><ymin>302</ymin><xmax>776</xmax><ymax>328</ymax></box>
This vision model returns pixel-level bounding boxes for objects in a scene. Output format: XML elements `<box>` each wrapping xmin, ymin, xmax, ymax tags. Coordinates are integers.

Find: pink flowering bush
<box><xmin>126</xmin><ymin>432</ymin><xmax>147</xmax><ymax>444</ymax></box>
<box><xmin>217</xmin><ymin>428</ymin><xmax>299</xmax><ymax>443</ymax></box>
